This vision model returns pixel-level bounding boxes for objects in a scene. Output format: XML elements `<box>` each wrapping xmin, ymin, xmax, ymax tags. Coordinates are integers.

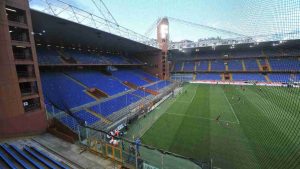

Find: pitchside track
<box><xmin>128</xmin><ymin>83</ymin><xmax>300</xmax><ymax>169</ymax></box>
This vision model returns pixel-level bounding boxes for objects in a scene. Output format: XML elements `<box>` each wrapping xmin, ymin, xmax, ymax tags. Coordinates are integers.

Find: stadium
<box><xmin>0</xmin><ymin>0</ymin><xmax>299</xmax><ymax>169</ymax></box>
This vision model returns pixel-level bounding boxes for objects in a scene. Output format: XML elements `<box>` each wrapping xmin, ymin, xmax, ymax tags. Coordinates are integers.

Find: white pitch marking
<box><xmin>166</xmin><ymin>112</ymin><xmax>239</xmax><ymax>124</ymax></box>
<box><xmin>222</xmin><ymin>90</ymin><xmax>240</xmax><ymax>124</ymax></box>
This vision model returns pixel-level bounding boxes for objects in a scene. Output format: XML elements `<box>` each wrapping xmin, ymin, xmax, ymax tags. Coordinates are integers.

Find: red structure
<box><xmin>136</xmin><ymin>18</ymin><xmax>170</xmax><ymax>80</ymax></box>
<box><xmin>0</xmin><ymin>0</ymin><xmax>47</xmax><ymax>138</ymax></box>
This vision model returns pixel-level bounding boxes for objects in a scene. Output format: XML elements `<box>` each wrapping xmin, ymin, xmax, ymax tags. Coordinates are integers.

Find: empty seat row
<box><xmin>90</xmin><ymin>94</ymin><xmax>141</xmax><ymax>117</ymax></box>
<box><xmin>37</xmin><ymin>47</ymin><xmax>142</xmax><ymax>65</ymax></box>
<box><xmin>146</xmin><ymin>81</ymin><xmax>171</xmax><ymax>91</ymax></box>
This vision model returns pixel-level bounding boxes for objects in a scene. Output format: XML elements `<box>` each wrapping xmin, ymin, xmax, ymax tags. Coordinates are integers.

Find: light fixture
<box><xmin>5</xmin><ymin>8</ymin><xmax>16</xmax><ymax>12</ymax></box>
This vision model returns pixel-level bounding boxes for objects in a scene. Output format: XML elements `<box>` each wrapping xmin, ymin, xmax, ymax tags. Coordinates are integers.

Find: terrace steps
<box><xmin>86</xmin><ymin>88</ymin><xmax>108</xmax><ymax>100</ymax></box>
<box><xmin>85</xmin><ymin>108</ymin><xmax>112</xmax><ymax>124</ymax></box>
<box><xmin>194</xmin><ymin>62</ymin><xmax>197</xmax><ymax>71</ymax></box>
<box><xmin>123</xmin><ymin>81</ymin><xmax>138</xmax><ymax>89</ymax></box>
<box><xmin>141</xmin><ymin>77</ymin><xmax>153</xmax><ymax>83</ymax></box>
<box><xmin>265</xmin><ymin>75</ymin><xmax>271</xmax><ymax>82</ymax></box>
<box><xmin>171</xmin><ymin>63</ymin><xmax>175</xmax><ymax>71</ymax></box>
<box><xmin>265</xmin><ymin>59</ymin><xmax>272</xmax><ymax>71</ymax></box>
<box><xmin>225</xmin><ymin>62</ymin><xmax>229</xmax><ymax>71</ymax></box>
<box><xmin>208</xmin><ymin>61</ymin><xmax>211</xmax><ymax>71</ymax></box>
<box><xmin>256</xmin><ymin>59</ymin><xmax>263</xmax><ymax>71</ymax></box>
<box><xmin>63</xmin><ymin>73</ymin><xmax>88</xmax><ymax>89</ymax></box>
<box><xmin>242</xmin><ymin>60</ymin><xmax>246</xmax><ymax>71</ymax></box>
<box><xmin>55</xmin><ymin>50</ymin><xmax>68</xmax><ymax>64</ymax></box>
<box><xmin>58</xmin><ymin>51</ymin><xmax>77</xmax><ymax>64</ymax></box>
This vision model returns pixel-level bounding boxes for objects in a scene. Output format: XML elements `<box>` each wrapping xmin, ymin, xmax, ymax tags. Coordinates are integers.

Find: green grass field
<box><xmin>133</xmin><ymin>83</ymin><xmax>299</xmax><ymax>169</ymax></box>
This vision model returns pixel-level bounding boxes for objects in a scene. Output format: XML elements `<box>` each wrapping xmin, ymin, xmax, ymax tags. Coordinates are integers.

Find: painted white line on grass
<box><xmin>222</xmin><ymin>90</ymin><xmax>240</xmax><ymax>124</ymax></box>
<box><xmin>166</xmin><ymin>112</ymin><xmax>239</xmax><ymax>124</ymax></box>
<box><xmin>176</xmin><ymin>100</ymin><xmax>191</xmax><ymax>104</ymax></box>
<box><xmin>189</xmin><ymin>85</ymin><xmax>197</xmax><ymax>103</ymax></box>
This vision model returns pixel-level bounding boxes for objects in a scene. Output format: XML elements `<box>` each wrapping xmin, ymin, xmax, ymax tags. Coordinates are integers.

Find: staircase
<box><xmin>194</xmin><ymin>62</ymin><xmax>197</xmax><ymax>71</ymax></box>
<box><xmin>208</xmin><ymin>61</ymin><xmax>211</xmax><ymax>71</ymax></box>
<box><xmin>225</xmin><ymin>62</ymin><xmax>229</xmax><ymax>71</ymax></box>
<box><xmin>256</xmin><ymin>59</ymin><xmax>263</xmax><ymax>71</ymax></box>
<box><xmin>241</xmin><ymin>60</ymin><xmax>246</xmax><ymax>71</ymax></box>
<box><xmin>265</xmin><ymin>75</ymin><xmax>271</xmax><ymax>82</ymax></box>
<box><xmin>181</xmin><ymin>62</ymin><xmax>185</xmax><ymax>71</ymax></box>
<box><xmin>123</xmin><ymin>81</ymin><xmax>138</xmax><ymax>89</ymax></box>
<box><xmin>265</xmin><ymin>59</ymin><xmax>272</xmax><ymax>71</ymax></box>
<box><xmin>171</xmin><ymin>63</ymin><xmax>175</xmax><ymax>71</ymax></box>
<box><xmin>221</xmin><ymin>74</ymin><xmax>225</xmax><ymax>81</ymax></box>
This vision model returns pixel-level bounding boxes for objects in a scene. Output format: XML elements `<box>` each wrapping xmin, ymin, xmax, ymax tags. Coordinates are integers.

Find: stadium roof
<box><xmin>31</xmin><ymin>10</ymin><xmax>160</xmax><ymax>53</ymax></box>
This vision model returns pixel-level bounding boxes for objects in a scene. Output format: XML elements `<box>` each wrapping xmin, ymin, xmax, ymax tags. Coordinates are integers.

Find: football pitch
<box><xmin>128</xmin><ymin>83</ymin><xmax>300</xmax><ymax>169</ymax></box>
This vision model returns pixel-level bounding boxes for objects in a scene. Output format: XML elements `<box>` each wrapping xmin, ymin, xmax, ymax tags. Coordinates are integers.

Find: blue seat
<box><xmin>41</xmin><ymin>72</ymin><xmax>95</xmax><ymax>109</ymax></box>
<box><xmin>72</xmin><ymin>110</ymin><xmax>100</xmax><ymax>125</ymax></box>
<box><xmin>66</xmin><ymin>71</ymin><xmax>129</xmax><ymax>95</ymax></box>
<box><xmin>146</xmin><ymin>81</ymin><xmax>171</xmax><ymax>91</ymax></box>
<box><xmin>183</xmin><ymin>61</ymin><xmax>194</xmax><ymax>71</ymax></box>
<box><xmin>60</xmin><ymin>115</ymin><xmax>79</xmax><ymax>131</ymax></box>
<box><xmin>90</xmin><ymin>94</ymin><xmax>141</xmax><ymax>117</ymax></box>
<box><xmin>111</xmin><ymin>69</ymin><xmax>148</xmax><ymax>86</ymax></box>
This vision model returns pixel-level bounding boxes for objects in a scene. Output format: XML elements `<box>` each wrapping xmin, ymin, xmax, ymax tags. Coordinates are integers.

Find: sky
<box><xmin>30</xmin><ymin>0</ymin><xmax>300</xmax><ymax>42</ymax></box>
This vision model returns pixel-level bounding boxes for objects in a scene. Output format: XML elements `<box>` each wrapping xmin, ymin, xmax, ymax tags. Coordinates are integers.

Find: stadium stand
<box><xmin>60</xmin><ymin>114</ymin><xmax>79</xmax><ymax>131</ymax></box>
<box><xmin>132</xmin><ymin>89</ymin><xmax>151</xmax><ymax>97</ymax></box>
<box><xmin>268</xmin><ymin>73</ymin><xmax>298</xmax><ymax>82</ymax></box>
<box><xmin>269</xmin><ymin>58</ymin><xmax>300</xmax><ymax>71</ymax></box>
<box><xmin>228</xmin><ymin>59</ymin><xmax>243</xmax><ymax>71</ymax></box>
<box><xmin>37</xmin><ymin>48</ymin><xmax>62</xmax><ymax>64</ymax></box>
<box><xmin>197</xmin><ymin>61</ymin><xmax>208</xmax><ymax>71</ymax></box>
<box><xmin>111</xmin><ymin>69</ymin><xmax>149</xmax><ymax>86</ymax></box>
<box><xmin>196</xmin><ymin>73</ymin><xmax>221</xmax><ymax>80</ymax></box>
<box><xmin>90</xmin><ymin>94</ymin><xmax>141</xmax><ymax>117</ymax></box>
<box><xmin>244</xmin><ymin>59</ymin><xmax>259</xmax><ymax>70</ymax></box>
<box><xmin>66</xmin><ymin>70</ymin><xmax>130</xmax><ymax>96</ymax></box>
<box><xmin>134</xmin><ymin>70</ymin><xmax>160</xmax><ymax>82</ymax></box>
<box><xmin>72</xmin><ymin>110</ymin><xmax>100</xmax><ymax>125</ymax></box>
<box><xmin>211</xmin><ymin>60</ymin><xmax>225</xmax><ymax>71</ymax></box>
<box><xmin>232</xmin><ymin>73</ymin><xmax>266</xmax><ymax>81</ymax></box>
<box><xmin>41</xmin><ymin>72</ymin><xmax>95</xmax><ymax>108</ymax></box>
<box><xmin>64</xmin><ymin>50</ymin><xmax>109</xmax><ymax>64</ymax></box>
<box><xmin>146</xmin><ymin>81</ymin><xmax>171</xmax><ymax>91</ymax></box>
<box><xmin>174</xmin><ymin>61</ymin><xmax>183</xmax><ymax>71</ymax></box>
<box><xmin>37</xmin><ymin>47</ymin><xmax>142</xmax><ymax>65</ymax></box>
<box><xmin>183</xmin><ymin>61</ymin><xmax>195</xmax><ymax>71</ymax></box>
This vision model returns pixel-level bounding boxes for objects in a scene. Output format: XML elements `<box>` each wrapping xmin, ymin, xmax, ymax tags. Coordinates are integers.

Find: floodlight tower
<box><xmin>157</xmin><ymin>17</ymin><xmax>169</xmax><ymax>80</ymax></box>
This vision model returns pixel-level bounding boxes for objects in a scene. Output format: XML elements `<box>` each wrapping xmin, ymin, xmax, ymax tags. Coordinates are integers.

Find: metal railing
<box><xmin>29</xmin><ymin>0</ymin><xmax>159</xmax><ymax>48</ymax></box>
